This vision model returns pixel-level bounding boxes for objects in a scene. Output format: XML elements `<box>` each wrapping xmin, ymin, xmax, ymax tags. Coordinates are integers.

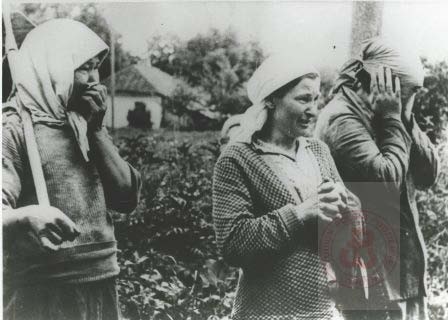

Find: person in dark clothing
<box><xmin>315</xmin><ymin>37</ymin><xmax>439</xmax><ymax>320</ymax></box>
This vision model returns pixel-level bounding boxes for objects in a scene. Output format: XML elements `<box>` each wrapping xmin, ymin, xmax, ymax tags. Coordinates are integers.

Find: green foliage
<box><xmin>414</xmin><ymin>59</ymin><xmax>448</xmax><ymax>144</ymax></box>
<box><xmin>112</xmin><ymin>126</ymin><xmax>447</xmax><ymax>320</ymax></box>
<box><xmin>418</xmin><ymin>132</ymin><xmax>448</xmax><ymax>320</ymax></box>
<box><xmin>410</xmin><ymin>61</ymin><xmax>448</xmax><ymax>320</ymax></box>
<box><xmin>148</xmin><ymin>29</ymin><xmax>264</xmax><ymax>128</ymax></box>
<box><xmin>112</xmin><ymin>130</ymin><xmax>238</xmax><ymax>320</ymax></box>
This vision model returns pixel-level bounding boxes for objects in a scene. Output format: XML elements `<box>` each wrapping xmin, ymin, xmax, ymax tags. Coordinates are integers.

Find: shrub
<box><xmin>418</xmin><ymin>131</ymin><xmax>448</xmax><ymax>320</ymax></box>
<box><xmin>414</xmin><ymin>59</ymin><xmax>448</xmax><ymax>144</ymax></box>
<box><xmin>114</xmin><ymin>130</ymin><xmax>238</xmax><ymax>320</ymax></box>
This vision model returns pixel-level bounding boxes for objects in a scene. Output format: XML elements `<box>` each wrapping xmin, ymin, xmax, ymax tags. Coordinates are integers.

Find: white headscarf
<box><xmin>14</xmin><ymin>19</ymin><xmax>109</xmax><ymax>161</ymax></box>
<box><xmin>232</xmin><ymin>52</ymin><xmax>319</xmax><ymax>143</ymax></box>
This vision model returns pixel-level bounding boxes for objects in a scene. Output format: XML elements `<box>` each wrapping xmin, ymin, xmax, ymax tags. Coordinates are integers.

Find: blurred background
<box><xmin>3</xmin><ymin>2</ymin><xmax>448</xmax><ymax>319</ymax></box>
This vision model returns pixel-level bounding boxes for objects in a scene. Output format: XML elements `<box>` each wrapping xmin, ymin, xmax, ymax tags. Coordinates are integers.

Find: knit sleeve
<box><xmin>314</xmin><ymin>139</ymin><xmax>344</xmax><ymax>183</ymax></box>
<box><xmin>97</xmin><ymin>127</ymin><xmax>142</xmax><ymax>213</ymax></box>
<box><xmin>311</xmin><ymin>139</ymin><xmax>362</xmax><ymax>208</ymax></box>
<box><xmin>2</xmin><ymin>111</ymin><xmax>27</xmax><ymax>210</ymax></box>
<box><xmin>212</xmin><ymin>155</ymin><xmax>302</xmax><ymax>268</ymax></box>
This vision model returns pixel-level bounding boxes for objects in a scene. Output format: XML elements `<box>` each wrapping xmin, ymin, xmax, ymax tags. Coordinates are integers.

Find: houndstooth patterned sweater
<box><xmin>213</xmin><ymin>138</ymin><xmax>353</xmax><ymax>320</ymax></box>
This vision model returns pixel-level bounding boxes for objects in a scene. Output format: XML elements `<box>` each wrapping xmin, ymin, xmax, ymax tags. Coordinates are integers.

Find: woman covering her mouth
<box><xmin>3</xmin><ymin>19</ymin><xmax>141</xmax><ymax>320</ymax></box>
<box><xmin>212</xmin><ymin>52</ymin><xmax>365</xmax><ymax>319</ymax></box>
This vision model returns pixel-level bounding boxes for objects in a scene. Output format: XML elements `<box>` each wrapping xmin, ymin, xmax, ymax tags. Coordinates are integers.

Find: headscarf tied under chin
<box><xmin>232</xmin><ymin>52</ymin><xmax>319</xmax><ymax>143</ymax></box>
<box><xmin>333</xmin><ymin>36</ymin><xmax>425</xmax><ymax>95</ymax></box>
<box><xmin>14</xmin><ymin>19</ymin><xmax>109</xmax><ymax>161</ymax></box>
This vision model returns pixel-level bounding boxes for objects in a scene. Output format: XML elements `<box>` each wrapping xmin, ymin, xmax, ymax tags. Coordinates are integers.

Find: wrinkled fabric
<box><xmin>333</xmin><ymin>37</ymin><xmax>424</xmax><ymax>95</ymax></box>
<box><xmin>232</xmin><ymin>52</ymin><xmax>319</xmax><ymax>143</ymax></box>
<box><xmin>315</xmin><ymin>92</ymin><xmax>439</xmax><ymax>301</ymax></box>
<box><xmin>14</xmin><ymin>19</ymin><xmax>108</xmax><ymax>161</ymax></box>
<box><xmin>3</xmin><ymin>279</ymin><xmax>120</xmax><ymax>320</ymax></box>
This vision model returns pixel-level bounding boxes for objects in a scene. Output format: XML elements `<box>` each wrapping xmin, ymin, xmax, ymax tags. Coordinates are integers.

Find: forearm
<box><xmin>213</xmin><ymin>157</ymin><xmax>306</xmax><ymax>267</ymax></box>
<box><xmin>215</xmin><ymin>203</ymin><xmax>304</xmax><ymax>268</ymax></box>
<box><xmin>404</xmin><ymin>115</ymin><xmax>439</xmax><ymax>188</ymax></box>
<box><xmin>89</xmin><ymin>129</ymin><xmax>139</xmax><ymax>212</ymax></box>
<box><xmin>370</xmin><ymin>114</ymin><xmax>412</xmax><ymax>188</ymax></box>
<box><xmin>327</xmin><ymin>115</ymin><xmax>411</xmax><ymax>190</ymax></box>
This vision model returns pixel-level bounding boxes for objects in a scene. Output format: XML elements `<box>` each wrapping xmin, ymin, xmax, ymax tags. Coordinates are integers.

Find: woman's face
<box><xmin>270</xmin><ymin>77</ymin><xmax>321</xmax><ymax>138</ymax></box>
<box><xmin>71</xmin><ymin>56</ymin><xmax>101</xmax><ymax>100</ymax></box>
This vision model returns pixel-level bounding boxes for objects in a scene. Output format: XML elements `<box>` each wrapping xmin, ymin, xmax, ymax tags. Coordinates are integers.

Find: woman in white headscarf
<box><xmin>212</xmin><ymin>52</ymin><xmax>364</xmax><ymax>319</ymax></box>
<box><xmin>3</xmin><ymin>19</ymin><xmax>141</xmax><ymax>320</ymax></box>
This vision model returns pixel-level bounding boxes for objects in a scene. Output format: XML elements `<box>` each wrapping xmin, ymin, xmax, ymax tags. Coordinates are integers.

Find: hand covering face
<box><xmin>232</xmin><ymin>52</ymin><xmax>319</xmax><ymax>143</ymax></box>
<box><xmin>14</xmin><ymin>18</ymin><xmax>109</xmax><ymax>161</ymax></box>
<box><xmin>333</xmin><ymin>36</ymin><xmax>424</xmax><ymax>94</ymax></box>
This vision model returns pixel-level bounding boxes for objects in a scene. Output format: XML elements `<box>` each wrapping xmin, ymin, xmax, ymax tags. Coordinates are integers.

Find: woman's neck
<box><xmin>259</xmin><ymin>125</ymin><xmax>297</xmax><ymax>154</ymax></box>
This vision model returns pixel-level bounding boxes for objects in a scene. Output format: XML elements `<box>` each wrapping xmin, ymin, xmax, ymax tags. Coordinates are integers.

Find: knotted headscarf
<box><xmin>14</xmin><ymin>19</ymin><xmax>109</xmax><ymax>161</ymax></box>
<box><xmin>232</xmin><ymin>52</ymin><xmax>319</xmax><ymax>143</ymax></box>
<box><xmin>333</xmin><ymin>36</ymin><xmax>424</xmax><ymax>94</ymax></box>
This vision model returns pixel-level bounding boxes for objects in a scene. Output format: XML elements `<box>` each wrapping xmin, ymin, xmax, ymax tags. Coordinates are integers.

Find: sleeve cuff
<box><xmin>278</xmin><ymin>204</ymin><xmax>304</xmax><ymax>238</ymax></box>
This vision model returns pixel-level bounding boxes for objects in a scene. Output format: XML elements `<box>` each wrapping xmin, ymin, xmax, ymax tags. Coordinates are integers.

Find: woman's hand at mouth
<box><xmin>70</xmin><ymin>83</ymin><xmax>108</xmax><ymax>133</ymax></box>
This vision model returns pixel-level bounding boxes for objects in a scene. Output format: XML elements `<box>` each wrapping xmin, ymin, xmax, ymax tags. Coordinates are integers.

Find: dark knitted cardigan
<box><xmin>212</xmin><ymin>139</ymin><xmax>362</xmax><ymax>320</ymax></box>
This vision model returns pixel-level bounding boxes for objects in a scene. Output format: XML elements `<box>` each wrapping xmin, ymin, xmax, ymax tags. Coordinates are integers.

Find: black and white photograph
<box><xmin>2</xmin><ymin>1</ymin><xmax>448</xmax><ymax>320</ymax></box>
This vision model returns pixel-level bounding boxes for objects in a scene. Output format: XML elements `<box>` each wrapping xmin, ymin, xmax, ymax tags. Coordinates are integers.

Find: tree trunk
<box><xmin>350</xmin><ymin>1</ymin><xmax>384</xmax><ymax>57</ymax></box>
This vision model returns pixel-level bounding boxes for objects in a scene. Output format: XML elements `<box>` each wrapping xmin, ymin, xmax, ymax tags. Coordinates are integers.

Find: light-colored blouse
<box><xmin>253</xmin><ymin>137</ymin><xmax>323</xmax><ymax>203</ymax></box>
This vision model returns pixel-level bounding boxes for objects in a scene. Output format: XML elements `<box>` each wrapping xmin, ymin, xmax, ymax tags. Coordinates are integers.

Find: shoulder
<box><xmin>215</xmin><ymin>142</ymin><xmax>260</xmax><ymax>178</ymax></box>
<box><xmin>305</xmin><ymin>138</ymin><xmax>333</xmax><ymax>160</ymax></box>
<box><xmin>316</xmin><ymin>95</ymin><xmax>353</xmax><ymax>135</ymax></box>
<box><xmin>306</xmin><ymin>137</ymin><xmax>330</xmax><ymax>152</ymax></box>
<box><xmin>320</xmin><ymin>95</ymin><xmax>354</xmax><ymax>123</ymax></box>
<box><xmin>218</xmin><ymin>142</ymin><xmax>256</xmax><ymax>162</ymax></box>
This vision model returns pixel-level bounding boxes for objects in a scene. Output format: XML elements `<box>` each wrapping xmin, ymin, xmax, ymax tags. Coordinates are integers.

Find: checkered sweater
<box><xmin>213</xmin><ymin>139</ymin><xmax>346</xmax><ymax>320</ymax></box>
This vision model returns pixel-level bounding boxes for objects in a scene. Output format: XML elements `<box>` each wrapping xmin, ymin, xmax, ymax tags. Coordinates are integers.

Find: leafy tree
<box><xmin>414</xmin><ymin>59</ymin><xmax>448</xmax><ymax>144</ymax></box>
<box><xmin>147</xmin><ymin>34</ymin><xmax>181</xmax><ymax>76</ymax></box>
<box><xmin>148</xmin><ymin>29</ymin><xmax>264</xmax><ymax>125</ymax></box>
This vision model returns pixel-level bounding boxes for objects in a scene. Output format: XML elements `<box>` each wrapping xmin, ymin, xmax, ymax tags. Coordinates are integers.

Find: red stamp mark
<box><xmin>319</xmin><ymin>210</ymin><xmax>398</xmax><ymax>289</ymax></box>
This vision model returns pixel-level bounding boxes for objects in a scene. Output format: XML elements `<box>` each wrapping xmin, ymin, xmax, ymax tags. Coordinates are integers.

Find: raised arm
<box><xmin>320</xmin><ymin>69</ymin><xmax>413</xmax><ymax>193</ymax></box>
<box><xmin>89</xmin><ymin>129</ymin><xmax>141</xmax><ymax>213</ymax></box>
<box><xmin>324</xmin><ymin>112</ymin><xmax>412</xmax><ymax>193</ymax></box>
<box><xmin>74</xmin><ymin>83</ymin><xmax>141</xmax><ymax>213</ymax></box>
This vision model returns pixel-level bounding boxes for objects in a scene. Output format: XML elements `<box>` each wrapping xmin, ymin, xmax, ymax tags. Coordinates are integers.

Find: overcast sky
<box><xmin>100</xmin><ymin>1</ymin><xmax>448</xmax><ymax>70</ymax></box>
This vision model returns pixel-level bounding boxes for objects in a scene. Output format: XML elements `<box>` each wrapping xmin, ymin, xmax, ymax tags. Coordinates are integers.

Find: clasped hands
<box><xmin>297</xmin><ymin>179</ymin><xmax>349</xmax><ymax>223</ymax></box>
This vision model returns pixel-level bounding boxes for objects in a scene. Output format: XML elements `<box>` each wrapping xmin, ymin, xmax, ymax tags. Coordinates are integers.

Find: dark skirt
<box><xmin>4</xmin><ymin>278</ymin><xmax>120</xmax><ymax>320</ymax></box>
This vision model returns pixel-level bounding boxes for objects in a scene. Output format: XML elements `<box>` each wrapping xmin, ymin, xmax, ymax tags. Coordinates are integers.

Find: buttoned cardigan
<box><xmin>212</xmin><ymin>138</ymin><xmax>355</xmax><ymax>320</ymax></box>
